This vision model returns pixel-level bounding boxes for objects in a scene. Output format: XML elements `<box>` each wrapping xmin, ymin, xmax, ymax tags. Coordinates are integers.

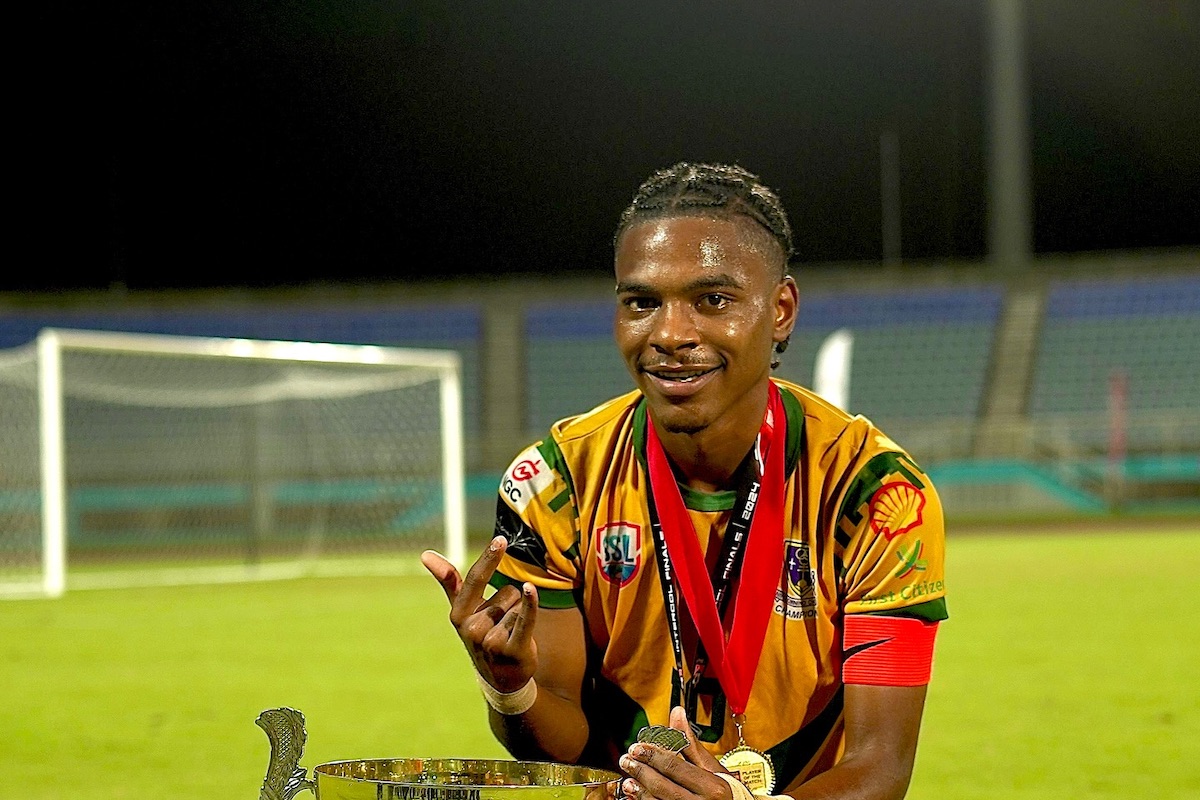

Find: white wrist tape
<box><xmin>476</xmin><ymin>671</ymin><xmax>538</xmax><ymax>715</ymax></box>
<box><xmin>715</xmin><ymin>772</ymin><xmax>756</xmax><ymax>800</ymax></box>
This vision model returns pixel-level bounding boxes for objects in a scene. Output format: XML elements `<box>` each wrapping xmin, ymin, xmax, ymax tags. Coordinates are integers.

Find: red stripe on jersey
<box><xmin>842</xmin><ymin>615</ymin><xmax>939</xmax><ymax>687</ymax></box>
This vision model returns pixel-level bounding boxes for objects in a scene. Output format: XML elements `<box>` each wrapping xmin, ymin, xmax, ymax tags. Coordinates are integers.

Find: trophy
<box><xmin>256</xmin><ymin>708</ymin><xmax>621</xmax><ymax>800</ymax></box>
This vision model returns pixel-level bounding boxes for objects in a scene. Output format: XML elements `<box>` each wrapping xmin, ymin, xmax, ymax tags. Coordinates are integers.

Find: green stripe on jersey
<box><xmin>836</xmin><ymin>451</ymin><xmax>926</xmax><ymax>529</ymax></box>
<box><xmin>863</xmin><ymin>597</ymin><xmax>948</xmax><ymax>622</ymax></box>
<box><xmin>537</xmin><ymin>438</ymin><xmax>576</xmax><ymax>502</ymax></box>
<box><xmin>680</xmin><ymin>484</ymin><xmax>737</xmax><ymax>511</ymax></box>
<box><xmin>488</xmin><ymin>572</ymin><xmax>578</xmax><ymax>609</ymax></box>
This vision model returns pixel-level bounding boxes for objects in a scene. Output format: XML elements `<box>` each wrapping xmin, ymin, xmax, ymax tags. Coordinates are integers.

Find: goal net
<box><xmin>0</xmin><ymin>329</ymin><xmax>465</xmax><ymax>598</ymax></box>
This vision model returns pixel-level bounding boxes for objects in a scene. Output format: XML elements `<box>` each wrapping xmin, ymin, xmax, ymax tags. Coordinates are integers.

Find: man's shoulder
<box><xmin>772</xmin><ymin>378</ymin><xmax>913</xmax><ymax>471</ymax></box>
<box><xmin>547</xmin><ymin>389</ymin><xmax>643</xmax><ymax>446</ymax></box>
<box><xmin>493</xmin><ymin>391</ymin><xmax>642</xmax><ymax>560</ymax></box>
<box><xmin>773</xmin><ymin>378</ymin><xmax>878</xmax><ymax>448</ymax></box>
<box><xmin>498</xmin><ymin>389</ymin><xmax>642</xmax><ymax>503</ymax></box>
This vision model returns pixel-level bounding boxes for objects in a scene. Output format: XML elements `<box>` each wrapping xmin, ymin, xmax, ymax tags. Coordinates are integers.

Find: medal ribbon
<box><xmin>645</xmin><ymin>382</ymin><xmax>787</xmax><ymax>717</ymax></box>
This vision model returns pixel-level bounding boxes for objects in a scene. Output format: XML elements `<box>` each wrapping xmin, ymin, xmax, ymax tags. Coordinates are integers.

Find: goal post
<box><xmin>0</xmin><ymin>328</ymin><xmax>466</xmax><ymax>598</ymax></box>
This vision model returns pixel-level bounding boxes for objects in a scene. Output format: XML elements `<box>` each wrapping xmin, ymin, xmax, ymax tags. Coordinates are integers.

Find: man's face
<box><xmin>614</xmin><ymin>214</ymin><xmax>797</xmax><ymax>436</ymax></box>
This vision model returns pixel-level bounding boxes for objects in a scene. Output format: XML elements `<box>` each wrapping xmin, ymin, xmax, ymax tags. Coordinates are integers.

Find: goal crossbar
<box><xmin>4</xmin><ymin>328</ymin><xmax>466</xmax><ymax>598</ymax></box>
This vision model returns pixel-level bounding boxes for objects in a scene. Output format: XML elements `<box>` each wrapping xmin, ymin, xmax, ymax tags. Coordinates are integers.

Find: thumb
<box><xmin>420</xmin><ymin>549</ymin><xmax>463</xmax><ymax>602</ymax></box>
<box><xmin>670</xmin><ymin>706</ymin><xmax>725</xmax><ymax>772</ymax></box>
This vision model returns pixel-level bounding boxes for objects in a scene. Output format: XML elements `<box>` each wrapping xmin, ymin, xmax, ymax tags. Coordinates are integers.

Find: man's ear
<box><xmin>774</xmin><ymin>275</ymin><xmax>799</xmax><ymax>343</ymax></box>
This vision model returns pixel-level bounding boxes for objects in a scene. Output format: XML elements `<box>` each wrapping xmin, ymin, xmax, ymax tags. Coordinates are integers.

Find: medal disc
<box><xmin>719</xmin><ymin>746</ymin><xmax>775</xmax><ymax>795</ymax></box>
<box><xmin>635</xmin><ymin>725</ymin><xmax>688</xmax><ymax>753</ymax></box>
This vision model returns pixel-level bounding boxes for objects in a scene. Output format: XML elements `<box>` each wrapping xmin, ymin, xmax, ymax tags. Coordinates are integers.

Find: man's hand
<box><xmin>421</xmin><ymin>536</ymin><xmax>539</xmax><ymax>693</ymax></box>
<box><xmin>618</xmin><ymin>707</ymin><xmax>734</xmax><ymax>800</ymax></box>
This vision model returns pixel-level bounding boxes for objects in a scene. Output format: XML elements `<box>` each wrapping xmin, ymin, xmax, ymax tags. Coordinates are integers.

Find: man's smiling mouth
<box><xmin>641</xmin><ymin>365</ymin><xmax>721</xmax><ymax>384</ymax></box>
<box><xmin>649</xmin><ymin>369</ymin><xmax>714</xmax><ymax>381</ymax></box>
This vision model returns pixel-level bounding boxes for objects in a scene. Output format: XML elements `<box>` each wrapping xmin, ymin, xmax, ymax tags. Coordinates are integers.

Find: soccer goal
<box><xmin>0</xmin><ymin>329</ymin><xmax>465</xmax><ymax>598</ymax></box>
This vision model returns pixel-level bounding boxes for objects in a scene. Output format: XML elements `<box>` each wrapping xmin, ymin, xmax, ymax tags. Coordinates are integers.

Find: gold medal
<box><xmin>719</xmin><ymin>746</ymin><xmax>775</xmax><ymax>795</ymax></box>
<box><xmin>718</xmin><ymin>712</ymin><xmax>775</xmax><ymax>795</ymax></box>
<box><xmin>635</xmin><ymin>725</ymin><xmax>688</xmax><ymax>753</ymax></box>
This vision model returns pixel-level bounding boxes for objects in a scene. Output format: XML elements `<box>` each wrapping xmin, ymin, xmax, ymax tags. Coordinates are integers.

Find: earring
<box><xmin>770</xmin><ymin>336</ymin><xmax>790</xmax><ymax>370</ymax></box>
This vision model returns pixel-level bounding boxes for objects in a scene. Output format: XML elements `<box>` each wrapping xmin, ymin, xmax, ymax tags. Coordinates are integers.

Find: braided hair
<box><xmin>615</xmin><ymin>162</ymin><xmax>795</xmax><ymax>368</ymax></box>
<box><xmin>614</xmin><ymin>162</ymin><xmax>794</xmax><ymax>276</ymax></box>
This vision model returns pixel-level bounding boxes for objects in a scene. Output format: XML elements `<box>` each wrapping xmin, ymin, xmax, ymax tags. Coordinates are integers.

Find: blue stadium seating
<box><xmin>522</xmin><ymin>286</ymin><xmax>1006</xmax><ymax>437</ymax></box>
<box><xmin>777</xmin><ymin>286</ymin><xmax>1004</xmax><ymax>434</ymax></box>
<box><xmin>1028</xmin><ymin>275</ymin><xmax>1200</xmax><ymax>451</ymax></box>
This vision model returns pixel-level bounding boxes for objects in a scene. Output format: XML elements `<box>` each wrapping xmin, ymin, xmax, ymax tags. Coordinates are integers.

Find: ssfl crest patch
<box><xmin>596</xmin><ymin>522</ymin><xmax>642</xmax><ymax>587</ymax></box>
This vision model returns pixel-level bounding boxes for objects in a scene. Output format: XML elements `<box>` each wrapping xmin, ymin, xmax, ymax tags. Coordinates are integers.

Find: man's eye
<box><xmin>701</xmin><ymin>294</ymin><xmax>731</xmax><ymax>309</ymax></box>
<box><xmin>624</xmin><ymin>297</ymin><xmax>658</xmax><ymax>312</ymax></box>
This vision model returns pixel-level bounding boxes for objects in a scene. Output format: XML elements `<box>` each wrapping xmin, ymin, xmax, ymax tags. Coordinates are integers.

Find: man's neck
<box><xmin>656</xmin><ymin>393</ymin><xmax>769</xmax><ymax>494</ymax></box>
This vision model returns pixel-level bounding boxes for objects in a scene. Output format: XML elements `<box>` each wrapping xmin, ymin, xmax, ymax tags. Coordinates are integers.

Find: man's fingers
<box><xmin>671</xmin><ymin>706</ymin><xmax>725</xmax><ymax>773</ymax></box>
<box><xmin>620</xmin><ymin>745</ymin><xmax>689</xmax><ymax>794</ymax></box>
<box><xmin>467</xmin><ymin>586</ymin><xmax>526</xmax><ymax>655</ymax></box>
<box><xmin>509</xmin><ymin>582</ymin><xmax>539</xmax><ymax>647</ymax></box>
<box><xmin>485</xmin><ymin>584</ymin><xmax>538</xmax><ymax>652</ymax></box>
<box><xmin>451</xmin><ymin>536</ymin><xmax>508</xmax><ymax>622</ymax></box>
<box><xmin>420</xmin><ymin>549</ymin><xmax>462</xmax><ymax>602</ymax></box>
<box><xmin>621</xmin><ymin>729</ymin><xmax>731</xmax><ymax>800</ymax></box>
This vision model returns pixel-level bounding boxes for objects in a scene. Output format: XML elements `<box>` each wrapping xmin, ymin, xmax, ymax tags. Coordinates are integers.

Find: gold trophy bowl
<box><xmin>256</xmin><ymin>708</ymin><xmax>621</xmax><ymax>800</ymax></box>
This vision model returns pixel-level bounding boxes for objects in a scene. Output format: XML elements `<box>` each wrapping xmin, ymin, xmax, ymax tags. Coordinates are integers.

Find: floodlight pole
<box><xmin>880</xmin><ymin>130</ymin><xmax>902</xmax><ymax>267</ymax></box>
<box><xmin>987</xmin><ymin>0</ymin><xmax>1033</xmax><ymax>271</ymax></box>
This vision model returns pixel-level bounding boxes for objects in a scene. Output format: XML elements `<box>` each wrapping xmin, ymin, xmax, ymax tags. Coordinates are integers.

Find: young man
<box><xmin>423</xmin><ymin>163</ymin><xmax>947</xmax><ymax>800</ymax></box>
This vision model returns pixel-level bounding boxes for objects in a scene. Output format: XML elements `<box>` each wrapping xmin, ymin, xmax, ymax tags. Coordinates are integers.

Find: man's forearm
<box><xmin>782</xmin><ymin>751</ymin><xmax>913</xmax><ymax>800</ymax></box>
<box><xmin>782</xmin><ymin>684</ymin><xmax>927</xmax><ymax>800</ymax></box>
<box><xmin>488</xmin><ymin>685</ymin><xmax>590</xmax><ymax>764</ymax></box>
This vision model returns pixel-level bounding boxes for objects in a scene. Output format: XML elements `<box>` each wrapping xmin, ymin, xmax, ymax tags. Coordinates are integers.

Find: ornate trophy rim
<box><xmin>257</xmin><ymin>707</ymin><xmax>621</xmax><ymax>799</ymax></box>
<box><xmin>311</xmin><ymin>757</ymin><xmax>620</xmax><ymax>787</ymax></box>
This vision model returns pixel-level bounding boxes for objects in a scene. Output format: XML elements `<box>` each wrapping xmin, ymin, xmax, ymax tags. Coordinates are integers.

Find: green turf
<box><xmin>0</xmin><ymin>572</ymin><xmax>506</xmax><ymax>799</ymax></box>
<box><xmin>912</xmin><ymin>527</ymin><xmax>1200</xmax><ymax>799</ymax></box>
<box><xmin>2</xmin><ymin>528</ymin><xmax>1198</xmax><ymax>799</ymax></box>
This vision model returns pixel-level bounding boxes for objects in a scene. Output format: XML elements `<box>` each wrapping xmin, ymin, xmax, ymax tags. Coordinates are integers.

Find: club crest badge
<box><xmin>868</xmin><ymin>481</ymin><xmax>926</xmax><ymax>541</ymax></box>
<box><xmin>595</xmin><ymin>522</ymin><xmax>641</xmax><ymax>587</ymax></box>
<box><xmin>775</xmin><ymin>539</ymin><xmax>817</xmax><ymax>619</ymax></box>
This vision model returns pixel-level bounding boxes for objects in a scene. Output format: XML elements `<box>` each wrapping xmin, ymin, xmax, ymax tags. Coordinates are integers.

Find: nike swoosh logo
<box><xmin>843</xmin><ymin>637</ymin><xmax>892</xmax><ymax>660</ymax></box>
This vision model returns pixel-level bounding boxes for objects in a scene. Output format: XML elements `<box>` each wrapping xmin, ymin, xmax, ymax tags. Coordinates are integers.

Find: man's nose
<box><xmin>649</xmin><ymin>301</ymin><xmax>699</xmax><ymax>353</ymax></box>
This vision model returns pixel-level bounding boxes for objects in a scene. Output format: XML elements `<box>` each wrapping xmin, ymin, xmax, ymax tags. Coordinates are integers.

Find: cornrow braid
<box><xmin>614</xmin><ymin>162</ymin><xmax>794</xmax><ymax>272</ymax></box>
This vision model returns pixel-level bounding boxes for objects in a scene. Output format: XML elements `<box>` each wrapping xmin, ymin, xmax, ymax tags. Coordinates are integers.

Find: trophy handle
<box><xmin>256</xmin><ymin>707</ymin><xmax>316</xmax><ymax>800</ymax></box>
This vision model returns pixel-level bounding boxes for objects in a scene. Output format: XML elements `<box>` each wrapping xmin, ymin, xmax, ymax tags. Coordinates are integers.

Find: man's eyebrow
<box><xmin>684</xmin><ymin>273</ymin><xmax>744</xmax><ymax>292</ymax></box>
<box><xmin>615</xmin><ymin>281</ymin><xmax>655</xmax><ymax>295</ymax></box>
<box><xmin>615</xmin><ymin>273</ymin><xmax>745</xmax><ymax>295</ymax></box>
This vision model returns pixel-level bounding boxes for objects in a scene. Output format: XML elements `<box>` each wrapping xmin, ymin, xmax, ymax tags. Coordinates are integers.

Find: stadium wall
<box><xmin>3</xmin><ymin>249</ymin><xmax>1197</xmax><ymax>530</ymax></box>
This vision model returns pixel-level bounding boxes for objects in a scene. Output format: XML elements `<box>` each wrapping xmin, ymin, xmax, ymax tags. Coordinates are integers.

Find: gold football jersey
<box><xmin>491</xmin><ymin>379</ymin><xmax>947</xmax><ymax>789</ymax></box>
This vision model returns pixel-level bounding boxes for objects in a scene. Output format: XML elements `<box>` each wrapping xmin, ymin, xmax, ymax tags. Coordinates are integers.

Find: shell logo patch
<box><xmin>596</xmin><ymin>522</ymin><xmax>642</xmax><ymax>587</ymax></box>
<box><xmin>868</xmin><ymin>482</ymin><xmax>926</xmax><ymax>541</ymax></box>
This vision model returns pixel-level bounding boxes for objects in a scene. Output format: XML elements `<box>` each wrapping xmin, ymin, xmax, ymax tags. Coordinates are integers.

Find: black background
<box><xmin>14</xmin><ymin>1</ymin><xmax>1199</xmax><ymax>292</ymax></box>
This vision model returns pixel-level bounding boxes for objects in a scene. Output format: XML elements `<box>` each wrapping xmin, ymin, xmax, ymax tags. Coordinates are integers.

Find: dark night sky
<box><xmin>14</xmin><ymin>1</ymin><xmax>1199</xmax><ymax>292</ymax></box>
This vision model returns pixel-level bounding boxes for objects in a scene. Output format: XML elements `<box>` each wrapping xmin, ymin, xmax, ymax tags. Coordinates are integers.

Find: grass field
<box><xmin>2</xmin><ymin>527</ymin><xmax>1198</xmax><ymax>799</ymax></box>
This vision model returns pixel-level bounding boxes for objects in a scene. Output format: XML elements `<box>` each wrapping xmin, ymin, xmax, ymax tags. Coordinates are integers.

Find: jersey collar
<box><xmin>632</xmin><ymin>380</ymin><xmax>804</xmax><ymax>512</ymax></box>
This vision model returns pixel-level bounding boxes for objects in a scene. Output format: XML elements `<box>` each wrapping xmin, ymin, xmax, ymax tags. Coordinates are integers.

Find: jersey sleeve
<box><xmin>488</xmin><ymin>440</ymin><xmax>582</xmax><ymax>609</ymax></box>
<box><xmin>835</xmin><ymin>450</ymin><xmax>948</xmax><ymax>622</ymax></box>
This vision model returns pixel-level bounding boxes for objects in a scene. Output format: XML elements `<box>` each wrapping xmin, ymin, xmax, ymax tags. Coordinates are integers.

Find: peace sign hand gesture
<box><xmin>421</xmin><ymin>536</ymin><xmax>540</xmax><ymax>693</ymax></box>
